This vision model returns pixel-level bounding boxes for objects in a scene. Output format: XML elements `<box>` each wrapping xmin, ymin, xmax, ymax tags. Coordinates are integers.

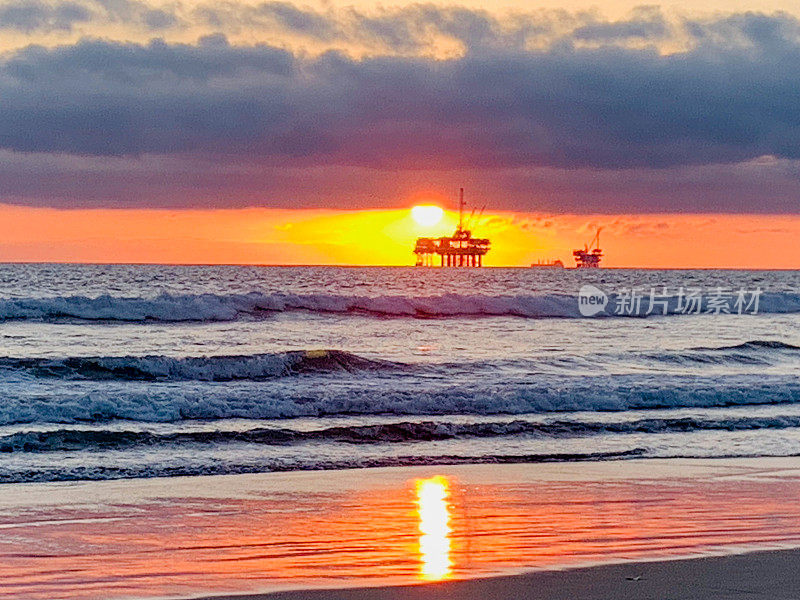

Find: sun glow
<box><xmin>4</xmin><ymin>204</ymin><xmax>800</xmax><ymax>267</ymax></box>
<box><xmin>415</xmin><ymin>476</ymin><xmax>452</xmax><ymax>580</ymax></box>
<box><xmin>411</xmin><ymin>205</ymin><xmax>444</xmax><ymax>227</ymax></box>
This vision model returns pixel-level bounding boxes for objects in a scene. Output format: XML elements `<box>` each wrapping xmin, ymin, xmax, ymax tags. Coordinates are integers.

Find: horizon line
<box><xmin>0</xmin><ymin>261</ymin><xmax>798</xmax><ymax>271</ymax></box>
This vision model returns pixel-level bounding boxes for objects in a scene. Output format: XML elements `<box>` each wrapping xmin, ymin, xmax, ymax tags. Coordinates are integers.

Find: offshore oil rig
<box><xmin>413</xmin><ymin>189</ymin><xmax>490</xmax><ymax>267</ymax></box>
<box><xmin>573</xmin><ymin>228</ymin><xmax>603</xmax><ymax>268</ymax></box>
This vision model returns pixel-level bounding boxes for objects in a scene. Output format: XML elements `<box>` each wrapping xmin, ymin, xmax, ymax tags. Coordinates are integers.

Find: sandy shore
<box><xmin>4</xmin><ymin>459</ymin><xmax>800</xmax><ymax>600</ymax></box>
<box><xmin>201</xmin><ymin>548</ymin><xmax>800</xmax><ymax>600</ymax></box>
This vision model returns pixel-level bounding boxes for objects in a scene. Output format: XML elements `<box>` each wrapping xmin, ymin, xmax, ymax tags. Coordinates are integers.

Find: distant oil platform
<box><xmin>529</xmin><ymin>228</ymin><xmax>604</xmax><ymax>269</ymax></box>
<box><xmin>573</xmin><ymin>228</ymin><xmax>603</xmax><ymax>268</ymax></box>
<box><xmin>412</xmin><ymin>192</ymin><xmax>603</xmax><ymax>269</ymax></box>
<box><xmin>413</xmin><ymin>189</ymin><xmax>490</xmax><ymax>267</ymax></box>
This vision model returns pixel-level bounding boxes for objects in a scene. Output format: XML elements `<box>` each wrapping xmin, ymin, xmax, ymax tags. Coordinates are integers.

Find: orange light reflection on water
<box><xmin>415</xmin><ymin>476</ymin><xmax>452</xmax><ymax>580</ymax></box>
<box><xmin>6</xmin><ymin>463</ymin><xmax>800</xmax><ymax>600</ymax></box>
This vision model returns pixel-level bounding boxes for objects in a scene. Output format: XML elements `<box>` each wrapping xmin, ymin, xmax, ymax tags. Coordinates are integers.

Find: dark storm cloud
<box><xmin>2</xmin><ymin>151</ymin><xmax>800</xmax><ymax>213</ymax></box>
<box><xmin>0</xmin><ymin>0</ymin><xmax>91</xmax><ymax>32</ymax></box>
<box><xmin>2</xmin><ymin>37</ymin><xmax>294</xmax><ymax>156</ymax></box>
<box><xmin>255</xmin><ymin>1</ymin><xmax>337</xmax><ymax>39</ymax></box>
<box><xmin>4</xmin><ymin>12</ymin><xmax>800</xmax><ymax>170</ymax></box>
<box><xmin>0</xmin><ymin>0</ymin><xmax>181</xmax><ymax>32</ymax></box>
<box><xmin>3</xmin><ymin>6</ymin><xmax>800</xmax><ymax>211</ymax></box>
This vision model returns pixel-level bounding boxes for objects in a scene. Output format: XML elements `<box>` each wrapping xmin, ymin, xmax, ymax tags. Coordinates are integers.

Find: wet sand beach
<box><xmin>3</xmin><ymin>458</ymin><xmax>800</xmax><ymax>600</ymax></box>
<box><xmin>202</xmin><ymin>548</ymin><xmax>800</xmax><ymax>600</ymax></box>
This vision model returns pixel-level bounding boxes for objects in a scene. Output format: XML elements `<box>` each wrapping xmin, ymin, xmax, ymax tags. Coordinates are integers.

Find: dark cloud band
<box><xmin>1</xmin><ymin>5</ymin><xmax>800</xmax><ymax>211</ymax></box>
<box><xmin>2</xmin><ymin>11</ymin><xmax>800</xmax><ymax>170</ymax></box>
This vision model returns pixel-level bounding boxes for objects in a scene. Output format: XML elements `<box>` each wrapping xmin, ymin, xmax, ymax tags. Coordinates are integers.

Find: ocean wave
<box><xmin>1</xmin><ymin>374</ymin><xmax>799</xmax><ymax>425</ymax></box>
<box><xmin>0</xmin><ymin>450</ymin><xmax>648</xmax><ymax>483</ymax></box>
<box><xmin>692</xmin><ymin>340</ymin><xmax>800</xmax><ymax>352</ymax></box>
<box><xmin>6</xmin><ymin>415</ymin><xmax>800</xmax><ymax>453</ymax></box>
<box><xmin>641</xmin><ymin>340</ymin><xmax>800</xmax><ymax>366</ymax></box>
<box><xmin>0</xmin><ymin>340</ymin><xmax>793</xmax><ymax>385</ymax></box>
<box><xmin>0</xmin><ymin>350</ymin><xmax>400</xmax><ymax>382</ymax></box>
<box><xmin>2</xmin><ymin>290</ymin><xmax>800</xmax><ymax>322</ymax></box>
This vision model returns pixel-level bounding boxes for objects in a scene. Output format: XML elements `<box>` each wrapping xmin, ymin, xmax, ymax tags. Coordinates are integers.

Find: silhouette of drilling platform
<box><xmin>413</xmin><ymin>189</ymin><xmax>491</xmax><ymax>267</ymax></box>
<box><xmin>573</xmin><ymin>228</ymin><xmax>603</xmax><ymax>268</ymax></box>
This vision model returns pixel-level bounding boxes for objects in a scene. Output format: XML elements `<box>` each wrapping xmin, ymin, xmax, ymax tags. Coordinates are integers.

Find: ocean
<box><xmin>1</xmin><ymin>264</ymin><xmax>800</xmax><ymax>484</ymax></box>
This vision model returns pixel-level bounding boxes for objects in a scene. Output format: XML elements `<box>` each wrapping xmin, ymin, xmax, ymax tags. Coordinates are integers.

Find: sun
<box><xmin>411</xmin><ymin>205</ymin><xmax>444</xmax><ymax>227</ymax></box>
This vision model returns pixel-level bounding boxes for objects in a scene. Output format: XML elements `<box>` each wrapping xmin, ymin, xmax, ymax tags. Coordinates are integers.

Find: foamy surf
<box><xmin>0</xmin><ymin>372</ymin><xmax>799</xmax><ymax>425</ymax></box>
<box><xmin>2</xmin><ymin>290</ymin><xmax>800</xmax><ymax>322</ymax></box>
<box><xmin>5</xmin><ymin>414</ymin><xmax>800</xmax><ymax>454</ymax></box>
<box><xmin>0</xmin><ymin>340</ymin><xmax>795</xmax><ymax>383</ymax></box>
<box><xmin>0</xmin><ymin>350</ymin><xmax>400</xmax><ymax>381</ymax></box>
<box><xmin>2</xmin><ymin>264</ymin><xmax>799</xmax><ymax>485</ymax></box>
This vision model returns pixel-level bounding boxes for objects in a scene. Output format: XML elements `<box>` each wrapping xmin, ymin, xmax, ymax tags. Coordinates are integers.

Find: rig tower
<box><xmin>413</xmin><ymin>188</ymin><xmax>491</xmax><ymax>267</ymax></box>
<box><xmin>573</xmin><ymin>228</ymin><xmax>603</xmax><ymax>268</ymax></box>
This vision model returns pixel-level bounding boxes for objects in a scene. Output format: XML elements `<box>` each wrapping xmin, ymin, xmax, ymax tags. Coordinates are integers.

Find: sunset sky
<box><xmin>2</xmin><ymin>0</ymin><xmax>800</xmax><ymax>266</ymax></box>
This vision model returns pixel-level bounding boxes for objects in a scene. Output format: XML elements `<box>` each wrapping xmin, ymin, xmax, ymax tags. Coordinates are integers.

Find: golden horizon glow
<box><xmin>415</xmin><ymin>475</ymin><xmax>452</xmax><ymax>581</ymax></box>
<box><xmin>1</xmin><ymin>204</ymin><xmax>800</xmax><ymax>268</ymax></box>
<box><xmin>411</xmin><ymin>205</ymin><xmax>445</xmax><ymax>228</ymax></box>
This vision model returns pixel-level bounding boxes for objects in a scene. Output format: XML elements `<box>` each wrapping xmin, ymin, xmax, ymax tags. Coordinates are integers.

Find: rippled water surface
<box><xmin>0</xmin><ymin>264</ymin><xmax>799</xmax><ymax>482</ymax></box>
<box><xmin>3</xmin><ymin>461</ymin><xmax>800</xmax><ymax>600</ymax></box>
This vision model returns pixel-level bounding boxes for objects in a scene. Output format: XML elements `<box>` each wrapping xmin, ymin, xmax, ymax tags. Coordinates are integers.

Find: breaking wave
<box><xmin>693</xmin><ymin>340</ymin><xmax>800</xmax><ymax>352</ymax></box>
<box><xmin>0</xmin><ymin>340</ymin><xmax>794</xmax><ymax>384</ymax></box>
<box><xmin>0</xmin><ymin>450</ymin><xmax>649</xmax><ymax>483</ymax></box>
<box><xmin>0</xmin><ymin>350</ymin><xmax>400</xmax><ymax>381</ymax></box>
<box><xmin>2</xmin><ymin>290</ymin><xmax>800</xmax><ymax>322</ymax></box>
<box><xmin>1</xmin><ymin>373</ymin><xmax>799</xmax><ymax>425</ymax></box>
<box><xmin>643</xmin><ymin>340</ymin><xmax>800</xmax><ymax>366</ymax></box>
<box><xmin>6</xmin><ymin>415</ymin><xmax>800</xmax><ymax>453</ymax></box>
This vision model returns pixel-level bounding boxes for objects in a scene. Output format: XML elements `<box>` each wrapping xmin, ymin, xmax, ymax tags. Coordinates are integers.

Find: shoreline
<box><xmin>5</xmin><ymin>458</ymin><xmax>800</xmax><ymax>600</ymax></box>
<box><xmin>197</xmin><ymin>547</ymin><xmax>800</xmax><ymax>600</ymax></box>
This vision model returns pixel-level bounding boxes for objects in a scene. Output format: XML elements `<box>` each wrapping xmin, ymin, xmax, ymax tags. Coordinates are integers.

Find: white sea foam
<box><xmin>0</xmin><ymin>350</ymin><xmax>396</xmax><ymax>381</ymax></box>
<box><xmin>1</xmin><ymin>373</ymin><xmax>798</xmax><ymax>425</ymax></box>
<box><xmin>1</xmin><ymin>290</ymin><xmax>800</xmax><ymax>321</ymax></box>
<box><xmin>5</xmin><ymin>414</ymin><xmax>800</xmax><ymax>453</ymax></box>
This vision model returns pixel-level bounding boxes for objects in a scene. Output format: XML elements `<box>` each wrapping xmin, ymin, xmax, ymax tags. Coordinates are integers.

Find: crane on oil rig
<box><xmin>573</xmin><ymin>228</ymin><xmax>603</xmax><ymax>268</ymax></box>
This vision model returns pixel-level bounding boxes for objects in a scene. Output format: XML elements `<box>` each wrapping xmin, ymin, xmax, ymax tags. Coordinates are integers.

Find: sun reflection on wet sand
<box><xmin>415</xmin><ymin>476</ymin><xmax>452</xmax><ymax>580</ymax></box>
<box><xmin>6</xmin><ymin>462</ymin><xmax>800</xmax><ymax>600</ymax></box>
